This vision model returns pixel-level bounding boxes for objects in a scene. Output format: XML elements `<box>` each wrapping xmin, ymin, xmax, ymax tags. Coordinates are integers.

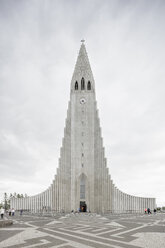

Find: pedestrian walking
<box><xmin>11</xmin><ymin>208</ymin><xmax>15</xmax><ymax>216</ymax></box>
<box><xmin>147</xmin><ymin>208</ymin><xmax>151</xmax><ymax>214</ymax></box>
<box><xmin>0</xmin><ymin>207</ymin><xmax>5</xmax><ymax>219</ymax></box>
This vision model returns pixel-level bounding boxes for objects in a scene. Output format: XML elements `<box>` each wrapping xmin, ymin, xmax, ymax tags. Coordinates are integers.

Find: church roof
<box><xmin>71</xmin><ymin>41</ymin><xmax>95</xmax><ymax>89</ymax></box>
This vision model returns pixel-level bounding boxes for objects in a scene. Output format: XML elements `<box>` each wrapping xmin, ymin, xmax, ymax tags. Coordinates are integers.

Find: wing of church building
<box><xmin>10</xmin><ymin>42</ymin><xmax>156</xmax><ymax>214</ymax></box>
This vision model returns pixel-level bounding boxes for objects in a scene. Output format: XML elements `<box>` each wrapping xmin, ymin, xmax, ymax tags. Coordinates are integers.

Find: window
<box><xmin>81</xmin><ymin>78</ymin><xmax>85</xmax><ymax>90</ymax></box>
<box><xmin>75</xmin><ymin>81</ymin><xmax>78</xmax><ymax>90</ymax></box>
<box><xmin>80</xmin><ymin>175</ymin><xmax>85</xmax><ymax>199</ymax></box>
<box><xmin>87</xmin><ymin>81</ymin><xmax>91</xmax><ymax>90</ymax></box>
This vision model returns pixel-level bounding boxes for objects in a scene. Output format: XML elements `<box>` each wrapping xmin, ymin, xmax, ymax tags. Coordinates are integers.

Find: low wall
<box><xmin>0</xmin><ymin>220</ymin><xmax>13</xmax><ymax>228</ymax></box>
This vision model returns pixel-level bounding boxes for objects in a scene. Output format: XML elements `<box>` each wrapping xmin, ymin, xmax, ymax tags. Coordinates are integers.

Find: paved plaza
<box><xmin>0</xmin><ymin>212</ymin><xmax>165</xmax><ymax>248</ymax></box>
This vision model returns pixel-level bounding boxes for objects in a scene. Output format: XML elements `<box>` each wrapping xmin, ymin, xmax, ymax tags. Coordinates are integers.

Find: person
<box><xmin>145</xmin><ymin>208</ymin><xmax>147</xmax><ymax>214</ymax></box>
<box><xmin>154</xmin><ymin>208</ymin><xmax>157</xmax><ymax>214</ymax></box>
<box><xmin>20</xmin><ymin>209</ymin><xmax>23</xmax><ymax>215</ymax></box>
<box><xmin>147</xmin><ymin>208</ymin><xmax>151</xmax><ymax>214</ymax></box>
<box><xmin>0</xmin><ymin>207</ymin><xmax>5</xmax><ymax>219</ymax></box>
<box><xmin>11</xmin><ymin>208</ymin><xmax>15</xmax><ymax>216</ymax></box>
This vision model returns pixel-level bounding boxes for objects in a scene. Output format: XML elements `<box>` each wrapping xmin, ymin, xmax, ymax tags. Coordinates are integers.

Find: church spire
<box><xmin>71</xmin><ymin>41</ymin><xmax>95</xmax><ymax>92</ymax></box>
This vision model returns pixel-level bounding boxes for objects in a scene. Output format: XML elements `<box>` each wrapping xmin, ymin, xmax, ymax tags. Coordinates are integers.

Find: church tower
<box><xmin>55</xmin><ymin>41</ymin><xmax>104</xmax><ymax>213</ymax></box>
<box><xmin>10</xmin><ymin>42</ymin><xmax>156</xmax><ymax>214</ymax></box>
<box><xmin>70</xmin><ymin>41</ymin><xmax>101</xmax><ymax>212</ymax></box>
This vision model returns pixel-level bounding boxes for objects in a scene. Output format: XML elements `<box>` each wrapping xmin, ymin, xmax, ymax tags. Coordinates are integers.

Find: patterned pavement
<box><xmin>0</xmin><ymin>212</ymin><xmax>165</xmax><ymax>248</ymax></box>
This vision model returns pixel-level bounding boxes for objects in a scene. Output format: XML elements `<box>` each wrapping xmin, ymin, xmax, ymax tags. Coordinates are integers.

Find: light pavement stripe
<box><xmin>44</xmin><ymin>228</ymin><xmax>133</xmax><ymax>248</ymax></box>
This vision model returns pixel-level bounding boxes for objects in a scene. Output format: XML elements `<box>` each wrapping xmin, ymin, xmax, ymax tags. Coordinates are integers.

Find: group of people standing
<box><xmin>0</xmin><ymin>208</ymin><xmax>15</xmax><ymax>219</ymax></box>
<box><xmin>145</xmin><ymin>208</ymin><xmax>157</xmax><ymax>214</ymax></box>
<box><xmin>8</xmin><ymin>208</ymin><xmax>15</xmax><ymax>216</ymax></box>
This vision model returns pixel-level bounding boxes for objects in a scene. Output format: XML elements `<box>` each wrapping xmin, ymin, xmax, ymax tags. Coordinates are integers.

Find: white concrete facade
<box><xmin>10</xmin><ymin>43</ymin><xmax>156</xmax><ymax>214</ymax></box>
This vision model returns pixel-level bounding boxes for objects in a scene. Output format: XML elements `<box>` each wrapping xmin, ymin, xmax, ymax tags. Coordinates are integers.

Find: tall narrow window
<box><xmin>87</xmin><ymin>81</ymin><xmax>91</xmax><ymax>90</ymax></box>
<box><xmin>80</xmin><ymin>174</ymin><xmax>85</xmax><ymax>199</ymax></box>
<box><xmin>75</xmin><ymin>81</ymin><xmax>78</xmax><ymax>90</ymax></box>
<box><xmin>81</xmin><ymin>77</ymin><xmax>85</xmax><ymax>90</ymax></box>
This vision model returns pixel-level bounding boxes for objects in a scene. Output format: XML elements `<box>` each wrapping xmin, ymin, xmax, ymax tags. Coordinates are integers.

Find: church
<box><xmin>11</xmin><ymin>42</ymin><xmax>156</xmax><ymax>214</ymax></box>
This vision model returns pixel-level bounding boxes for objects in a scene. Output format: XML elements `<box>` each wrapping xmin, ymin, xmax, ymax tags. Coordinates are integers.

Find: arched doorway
<box><xmin>80</xmin><ymin>201</ymin><xmax>87</xmax><ymax>212</ymax></box>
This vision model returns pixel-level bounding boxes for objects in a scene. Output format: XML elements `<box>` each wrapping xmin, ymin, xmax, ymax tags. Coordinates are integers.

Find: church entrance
<box><xmin>80</xmin><ymin>201</ymin><xmax>87</xmax><ymax>212</ymax></box>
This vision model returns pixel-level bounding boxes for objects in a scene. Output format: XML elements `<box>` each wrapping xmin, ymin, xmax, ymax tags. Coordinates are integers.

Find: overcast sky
<box><xmin>0</xmin><ymin>0</ymin><xmax>165</xmax><ymax>207</ymax></box>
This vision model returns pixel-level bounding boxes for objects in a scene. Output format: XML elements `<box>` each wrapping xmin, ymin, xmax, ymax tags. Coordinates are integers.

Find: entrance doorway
<box><xmin>80</xmin><ymin>201</ymin><xmax>87</xmax><ymax>212</ymax></box>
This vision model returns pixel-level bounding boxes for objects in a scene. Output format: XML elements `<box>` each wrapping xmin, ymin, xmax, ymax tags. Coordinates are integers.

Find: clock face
<box><xmin>80</xmin><ymin>98</ymin><xmax>86</xmax><ymax>104</ymax></box>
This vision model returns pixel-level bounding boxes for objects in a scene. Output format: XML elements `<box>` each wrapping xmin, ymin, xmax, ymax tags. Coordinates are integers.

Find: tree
<box><xmin>4</xmin><ymin>192</ymin><xmax>8</xmax><ymax>210</ymax></box>
<box><xmin>0</xmin><ymin>192</ymin><xmax>28</xmax><ymax>210</ymax></box>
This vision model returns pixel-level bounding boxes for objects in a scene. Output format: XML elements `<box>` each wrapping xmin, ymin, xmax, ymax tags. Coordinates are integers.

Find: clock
<box><xmin>80</xmin><ymin>98</ymin><xmax>86</xmax><ymax>104</ymax></box>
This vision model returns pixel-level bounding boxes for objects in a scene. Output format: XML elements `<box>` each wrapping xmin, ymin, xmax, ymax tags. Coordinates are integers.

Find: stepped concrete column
<box><xmin>25</xmin><ymin>198</ymin><xmax>27</xmax><ymax>211</ymax></box>
<box><xmin>130</xmin><ymin>196</ymin><xmax>133</xmax><ymax>213</ymax></box>
<box><xmin>35</xmin><ymin>196</ymin><xmax>37</xmax><ymax>212</ymax></box>
<box><xmin>31</xmin><ymin>197</ymin><xmax>33</xmax><ymax>212</ymax></box>
<box><xmin>46</xmin><ymin>190</ymin><xmax>48</xmax><ymax>210</ymax></box>
<box><xmin>28</xmin><ymin>197</ymin><xmax>31</xmax><ymax>212</ymax></box>
<box><xmin>47</xmin><ymin>189</ymin><xmax>49</xmax><ymax>210</ymax></box>
<box><xmin>119</xmin><ymin>191</ymin><xmax>121</xmax><ymax>213</ymax></box>
<box><xmin>109</xmin><ymin>180</ymin><xmax>112</xmax><ymax>213</ymax></box>
<box><xmin>47</xmin><ymin>188</ymin><xmax>50</xmax><ymax>211</ymax></box>
<box><xmin>114</xmin><ymin>187</ymin><xmax>117</xmax><ymax>213</ymax></box>
<box><xmin>36</xmin><ymin>194</ymin><xmax>38</xmax><ymax>213</ymax></box>
<box><xmin>14</xmin><ymin>198</ymin><xmax>16</xmax><ymax>210</ymax></box>
<box><xmin>38</xmin><ymin>194</ymin><xmax>40</xmax><ymax>212</ymax></box>
<box><xmin>52</xmin><ymin>181</ymin><xmax>55</xmax><ymax>211</ymax></box>
<box><xmin>32</xmin><ymin>197</ymin><xmax>34</xmax><ymax>212</ymax></box>
<box><xmin>50</xmin><ymin>186</ymin><xmax>52</xmax><ymax>211</ymax></box>
<box><xmin>111</xmin><ymin>183</ymin><xmax>114</xmax><ymax>213</ymax></box>
<box><xmin>28</xmin><ymin>197</ymin><xmax>30</xmax><ymax>211</ymax></box>
<box><xmin>17</xmin><ymin>198</ymin><xmax>19</xmax><ymax>210</ymax></box>
<box><xmin>140</xmin><ymin>198</ymin><xmax>142</xmax><ymax>212</ymax></box>
<box><xmin>44</xmin><ymin>192</ymin><xmax>46</xmax><ymax>210</ymax></box>
<box><xmin>57</xmin><ymin>176</ymin><xmax>59</xmax><ymax>212</ymax></box>
<box><xmin>54</xmin><ymin>178</ymin><xmax>57</xmax><ymax>212</ymax></box>
<box><xmin>142</xmin><ymin>198</ymin><xmax>144</xmax><ymax>212</ymax></box>
<box><xmin>38</xmin><ymin>194</ymin><xmax>40</xmax><ymax>211</ymax></box>
<box><xmin>116</xmin><ymin>188</ymin><xmax>118</xmax><ymax>213</ymax></box>
<box><xmin>30</xmin><ymin>197</ymin><xmax>32</xmax><ymax>212</ymax></box>
<box><xmin>118</xmin><ymin>191</ymin><xmax>120</xmax><ymax>213</ymax></box>
<box><xmin>124</xmin><ymin>193</ymin><xmax>126</xmax><ymax>212</ymax></box>
<box><xmin>23</xmin><ymin>198</ymin><xmax>25</xmax><ymax>210</ymax></box>
<box><xmin>133</xmin><ymin>196</ymin><xmax>135</xmax><ymax>213</ymax></box>
<box><xmin>138</xmin><ymin>197</ymin><xmax>140</xmax><ymax>213</ymax></box>
<box><xmin>128</xmin><ymin>195</ymin><xmax>130</xmax><ymax>213</ymax></box>
<box><xmin>122</xmin><ymin>192</ymin><xmax>124</xmax><ymax>212</ymax></box>
<box><xmin>33</xmin><ymin>196</ymin><xmax>35</xmax><ymax>212</ymax></box>
<box><xmin>107</xmin><ymin>176</ymin><xmax>110</xmax><ymax>212</ymax></box>
<box><xmin>117</xmin><ymin>189</ymin><xmax>119</xmax><ymax>213</ymax></box>
<box><xmin>26</xmin><ymin>197</ymin><xmax>28</xmax><ymax>210</ymax></box>
<box><xmin>50</xmin><ymin>187</ymin><xmax>52</xmax><ymax>211</ymax></box>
